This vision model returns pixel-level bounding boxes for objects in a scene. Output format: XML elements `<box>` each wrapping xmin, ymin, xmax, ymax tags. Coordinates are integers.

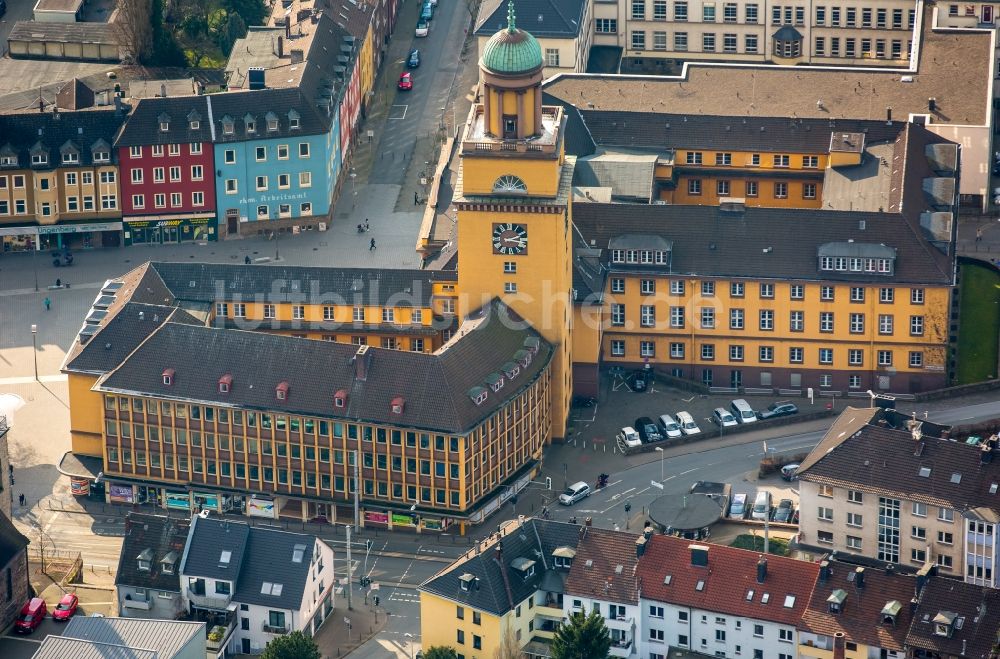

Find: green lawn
<box><xmin>956</xmin><ymin>261</ymin><xmax>1000</xmax><ymax>384</ymax></box>
<box><xmin>729</xmin><ymin>534</ymin><xmax>789</xmax><ymax>556</ymax></box>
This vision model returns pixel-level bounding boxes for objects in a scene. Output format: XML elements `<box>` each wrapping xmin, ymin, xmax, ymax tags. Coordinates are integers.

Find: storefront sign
<box><xmin>109</xmin><ymin>483</ymin><xmax>134</xmax><ymax>503</ymax></box>
<box><xmin>192</xmin><ymin>493</ymin><xmax>219</xmax><ymax>510</ymax></box>
<box><xmin>165</xmin><ymin>491</ymin><xmax>191</xmax><ymax>510</ymax></box>
<box><xmin>248</xmin><ymin>496</ymin><xmax>276</xmax><ymax>519</ymax></box>
<box><xmin>364</xmin><ymin>511</ymin><xmax>389</xmax><ymax>524</ymax></box>
<box><xmin>70</xmin><ymin>478</ymin><xmax>90</xmax><ymax>496</ymax></box>
<box><xmin>0</xmin><ymin>226</ymin><xmax>37</xmax><ymax>237</ymax></box>
<box><xmin>238</xmin><ymin>191</ymin><xmax>309</xmax><ymax>205</ymax></box>
<box><xmin>37</xmin><ymin>222</ymin><xmax>122</xmax><ymax>235</ymax></box>
<box><xmin>124</xmin><ymin>216</ymin><xmax>215</xmax><ymax>244</ymax></box>
<box><xmin>423</xmin><ymin>518</ymin><xmax>442</xmax><ymax>530</ymax></box>
<box><xmin>391</xmin><ymin>513</ymin><xmax>414</xmax><ymax>527</ymax></box>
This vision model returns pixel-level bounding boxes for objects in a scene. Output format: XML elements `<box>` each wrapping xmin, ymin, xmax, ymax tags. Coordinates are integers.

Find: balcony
<box><xmin>604</xmin><ymin>615</ymin><xmax>634</xmax><ymax>630</ymax></box>
<box><xmin>207</xmin><ymin>617</ymin><xmax>237</xmax><ymax>653</ymax></box>
<box><xmin>535</xmin><ymin>617</ymin><xmax>560</xmax><ymax>640</ymax></box>
<box><xmin>609</xmin><ymin>638</ymin><xmax>633</xmax><ymax>657</ymax></box>
<box><xmin>536</xmin><ymin>604</ymin><xmax>564</xmax><ymax>619</ymax></box>
<box><xmin>461</xmin><ymin>106</ymin><xmax>563</xmax><ymax>156</ymax></box>
<box><xmin>121</xmin><ymin>593</ymin><xmax>151</xmax><ymax>611</ymax></box>
<box><xmin>262</xmin><ymin>622</ymin><xmax>290</xmax><ymax>635</ymax></box>
<box><xmin>187</xmin><ymin>592</ymin><xmax>232</xmax><ymax>611</ymax></box>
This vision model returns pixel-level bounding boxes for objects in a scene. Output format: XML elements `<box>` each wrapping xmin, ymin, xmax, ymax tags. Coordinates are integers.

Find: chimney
<box><xmin>928</xmin><ymin>98</ymin><xmax>937</xmax><ymax>112</ymax></box>
<box><xmin>819</xmin><ymin>560</ymin><xmax>831</xmax><ymax>583</ymax></box>
<box><xmin>138</xmin><ymin>311</ymin><xmax>145</xmax><ymax>321</ymax></box>
<box><xmin>494</xmin><ymin>541</ymin><xmax>502</xmax><ymax>563</ymax></box>
<box><xmin>855</xmin><ymin>567</ymin><xmax>865</xmax><ymax>589</ymax></box>
<box><xmin>757</xmin><ymin>555</ymin><xmax>768</xmax><ymax>583</ymax></box>
<box><xmin>962</xmin><ymin>640</ymin><xmax>967</xmax><ymax>656</ymax></box>
<box><xmin>833</xmin><ymin>632</ymin><xmax>846</xmax><ymax>659</ymax></box>
<box><xmin>285</xmin><ymin>15</ymin><xmax>291</xmax><ymax>38</ymax></box>
<box><xmin>354</xmin><ymin>345</ymin><xmax>372</xmax><ymax>381</ymax></box>
<box><xmin>635</xmin><ymin>536</ymin><xmax>647</xmax><ymax>558</ymax></box>
<box><xmin>690</xmin><ymin>544</ymin><xmax>708</xmax><ymax>567</ymax></box>
<box><xmin>910</xmin><ymin>597</ymin><xmax>919</xmax><ymax>615</ymax></box>
<box><xmin>113</xmin><ymin>95</ymin><xmax>123</xmax><ymax>116</ymax></box>
<box><xmin>277</xmin><ymin>36</ymin><xmax>284</xmax><ymax>57</ymax></box>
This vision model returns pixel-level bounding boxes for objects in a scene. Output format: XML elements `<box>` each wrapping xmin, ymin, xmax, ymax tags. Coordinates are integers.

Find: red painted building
<box><xmin>339</xmin><ymin>60</ymin><xmax>363</xmax><ymax>160</ymax></box>
<box><xmin>114</xmin><ymin>97</ymin><xmax>218</xmax><ymax>244</ymax></box>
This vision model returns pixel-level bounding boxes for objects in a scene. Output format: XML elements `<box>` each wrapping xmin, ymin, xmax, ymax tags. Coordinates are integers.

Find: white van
<box><xmin>676</xmin><ymin>411</ymin><xmax>701</xmax><ymax>436</ymax></box>
<box><xmin>730</xmin><ymin>399</ymin><xmax>758</xmax><ymax>424</ymax></box>
<box><xmin>751</xmin><ymin>490</ymin><xmax>771</xmax><ymax>520</ymax></box>
<box><xmin>657</xmin><ymin>414</ymin><xmax>683</xmax><ymax>439</ymax></box>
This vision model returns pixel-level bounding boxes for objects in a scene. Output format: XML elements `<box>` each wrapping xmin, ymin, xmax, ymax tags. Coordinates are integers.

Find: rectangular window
<box><xmin>688</xmin><ymin>179</ymin><xmax>702</xmax><ymax>195</ymax></box>
<box><xmin>759</xmin><ymin>309</ymin><xmax>773</xmax><ymax>330</ymax></box>
<box><xmin>674</xmin><ymin>1</ymin><xmax>687</xmax><ymax>20</ymax></box>
<box><xmin>730</xmin><ymin>308</ymin><xmax>744</xmax><ymax>330</ymax></box>
<box><xmin>774</xmin><ymin>182</ymin><xmax>788</xmax><ymax>198</ymax></box>
<box><xmin>631</xmin><ymin>0</ymin><xmax>645</xmax><ymax>19</ymax></box>
<box><xmin>789</xmin><ymin>347</ymin><xmax>803</xmax><ymax>363</ymax></box>
<box><xmin>850</xmin><ymin>313</ymin><xmax>864</xmax><ymax>334</ymax></box>
<box><xmin>910</xmin><ymin>315</ymin><xmax>924</xmax><ymax>336</ymax></box>
<box><xmin>670</xmin><ymin>342</ymin><xmax>685</xmax><ymax>359</ymax></box>
<box><xmin>595</xmin><ymin>18</ymin><xmax>618</xmax><ymax>32</ymax></box>
<box><xmin>670</xmin><ymin>306</ymin><xmax>685</xmax><ymax>328</ymax></box>
<box><xmin>803</xmin><ymin>183</ymin><xmax>816</xmax><ymax>199</ymax></box>
<box><xmin>820</xmin><ymin>312</ymin><xmax>834</xmax><ymax>332</ymax></box>
<box><xmin>611</xmin><ymin>304</ymin><xmax>625</xmax><ymax>326</ymax></box>
<box><xmin>848</xmin><ymin>349</ymin><xmax>863</xmax><ymax>366</ymax></box>
<box><xmin>631</xmin><ymin>30</ymin><xmax>646</xmax><ymax>49</ymax></box>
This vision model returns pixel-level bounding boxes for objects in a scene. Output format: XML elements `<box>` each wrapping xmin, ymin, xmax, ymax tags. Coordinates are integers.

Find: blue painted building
<box><xmin>209</xmin><ymin>89</ymin><xmax>337</xmax><ymax>238</ymax></box>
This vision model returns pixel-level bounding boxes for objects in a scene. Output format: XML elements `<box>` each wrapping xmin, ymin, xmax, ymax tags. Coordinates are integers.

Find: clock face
<box><xmin>492</xmin><ymin>223</ymin><xmax>528</xmax><ymax>255</ymax></box>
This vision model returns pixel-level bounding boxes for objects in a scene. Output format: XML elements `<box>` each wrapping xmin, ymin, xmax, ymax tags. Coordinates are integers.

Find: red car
<box><xmin>398</xmin><ymin>72</ymin><xmax>413</xmax><ymax>91</ymax></box>
<box><xmin>52</xmin><ymin>593</ymin><xmax>78</xmax><ymax>621</ymax></box>
<box><xmin>14</xmin><ymin>597</ymin><xmax>46</xmax><ymax>633</ymax></box>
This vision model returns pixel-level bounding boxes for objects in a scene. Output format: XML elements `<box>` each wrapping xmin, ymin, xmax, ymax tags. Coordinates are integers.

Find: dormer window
<box><xmin>553</xmin><ymin>546</ymin><xmax>575</xmax><ymax>568</ymax></box>
<box><xmin>162</xmin><ymin>368</ymin><xmax>175</xmax><ymax>386</ymax></box>
<box><xmin>390</xmin><ymin>396</ymin><xmax>405</xmax><ymax>415</ymax></box>
<box><xmin>487</xmin><ymin>373</ymin><xmax>504</xmax><ymax>393</ymax></box>
<box><xmin>222</xmin><ymin>117</ymin><xmax>234</xmax><ymax>135</ymax></box>
<box><xmin>190</xmin><ymin>120</ymin><xmax>200</xmax><ymax>130</ymax></box>
<box><xmin>62</xmin><ymin>152</ymin><xmax>79</xmax><ymax>164</ymax></box>
<box><xmin>160</xmin><ymin>550</ymin><xmax>177</xmax><ymax>575</ymax></box>
<box><xmin>266</xmin><ymin>112</ymin><xmax>279</xmax><ymax>131</ymax></box>
<box><xmin>933</xmin><ymin>611</ymin><xmax>957</xmax><ymax>637</ymax></box>
<box><xmin>245</xmin><ymin>114</ymin><xmax>256</xmax><ymax>134</ymax></box>
<box><xmin>459</xmin><ymin>573</ymin><xmax>476</xmax><ymax>591</ymax></box>
<box><xmin>334</xmin><ymin>389</ymin><xmax>348</xmax><ymax>409</ymax></box>
<box><xmin>827</xmin><ymin>588</ymin><xmax>847</xmax><ymax>613</ymax></box>
<box><xmin>881</xmin><ymin>600</ymin><xmax>901</xmax><ymax>625</ymax></box>
<box><xmin>137</xmin><ymin>548</ymin><xmax>153</xmax><ymax>572</ymax></box>
<box><xmin>503</xmin><ymin>362</ymin><xmax>520</xmax><ymax>379</ymax></box>
<box><xmin>93</xmin><ymin>151</ymin><xmax>110</xmax><ymax>163</ymax></box>
<box><xmin>218</xmin><ymin>373</ymin><xmax>233</xmax><ymax>394</ymax></box>
<box><xmin>31</xmin><ymin>153</ymin><xmax>48</xmax><ymax>166</ymax></box>
<box><xmin>288</xmin><ymin>110</ymin><xmax>300</xmax><ymax>129</ymax></box>
<box><xmin>158</xmin><ymin>113</ymin><xmax>170</xmax><ymax>132</ymax></box>
<box><xmin>511</xmin><ymin>557</ymin><xmax>536</xmax><ymax>578</ymax></box>
<box><xmin>276</xmin><ymin>381</ymin><xmax>289</xmax><ymax>400</ymax></box>
<box><xmin>514</xmin><ymin>349</ymin><xmax>532</xmax><ymax>369</ymax></box>
<box><xmin>468</xmin><ymin>387</ymin><xmax>488</xmax><ymax>405</ymax></box>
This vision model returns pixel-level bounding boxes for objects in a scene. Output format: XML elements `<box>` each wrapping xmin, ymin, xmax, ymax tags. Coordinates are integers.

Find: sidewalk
<box><xmin>308</xmin><ymin>592</ymin><xmax>385</xmax><ymax>659</ymax></box>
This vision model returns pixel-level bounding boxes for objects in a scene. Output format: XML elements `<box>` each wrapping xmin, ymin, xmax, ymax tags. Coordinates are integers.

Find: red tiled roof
<box><xmin>799</xmin><ymin>561</ymin><xmax>917</xmax><ymax>650</ymax></box>
<box><xmin>564</xmin><ymin>527</ymin><xmax>641</xmax><ymax>604</ymax></box>
<box><xmin>638</xmin><ymin>535</ymin><xmax>819</xmax><ymax>626</ymax></box>
<box><xmin>905</xmin><ymin>577</ymin><xmax>1000</xmax><ymax>659</ymax></box>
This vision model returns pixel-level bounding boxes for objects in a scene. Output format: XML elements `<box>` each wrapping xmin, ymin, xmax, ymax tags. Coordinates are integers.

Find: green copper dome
<box><xmin>480</xmin><ymin>1</ymin><xmax>543</xmax><ymax>75</ymax></box>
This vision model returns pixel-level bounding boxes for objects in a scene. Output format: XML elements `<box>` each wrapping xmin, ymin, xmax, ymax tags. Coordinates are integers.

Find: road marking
<box><xmin>388</xmin><ymin>105</ymin><xmax>408</xmax><ymax>120</ymax></box>
<box><xmin>610</xmin><ymin>488</ymin><xmax>635</xmax><ymax>500</ymax></box>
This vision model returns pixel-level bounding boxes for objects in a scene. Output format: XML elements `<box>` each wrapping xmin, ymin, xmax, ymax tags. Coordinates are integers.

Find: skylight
<box><xmin>992</xmin><ymin>483</ymin><xmax>999</xmax><ymax>495</ymax></box>
<box><xmin>663</xmin><ymin>575</ymin><xmax>672</xmax><ymax>585</ymax></box>
<box><xmin>761</xmin><ymin>593</ymin><xmax>770</xmax><ymax>603</ymax></box>
<box><xmin>746</xmin><ymin>590</ymin><xmax>754</xmax><ymax>601</ymax></box>
<box><xmin>292</xmin><ymin>544</ymin><xmax>307</xmax><ymax>563</ymax></box>
<box><xmin>950</xmin><ymin>473</ymin><xmax>962</xmax><ymax>484</ymax></box>
<box><xmin>919</xmin><ymin>467</ymin><xmax>931</xmax><ymax>478</ymax></box>
<box><xmin>261</xmin><ymin>581</ymin><xmax>272</xmax><ymax>594</ymax></box>
<box><xmin>695</xmin><ymin>580</ymin><xmax>705</xmax><ymax>591</ymax></box>
<box><xmin>219</xmin><ymin>550</ymin><xmax>232</xmax><ymax>566</ymax></box>
<box><xmin>784</xmin><ymin>595</ymin><xmax>796</xmax><ymax>608</ymax></box>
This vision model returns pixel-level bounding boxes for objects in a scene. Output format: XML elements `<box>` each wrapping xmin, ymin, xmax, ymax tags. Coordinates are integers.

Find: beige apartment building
<box><xmin>797</xmin><ymin>407</ymin><xmax>1000</xmax><ymax>587</ymax></box>
<box><xmin>593</xmin><ymin>0</ymin><xmax>919</xmax><ymax>72</ymax></box>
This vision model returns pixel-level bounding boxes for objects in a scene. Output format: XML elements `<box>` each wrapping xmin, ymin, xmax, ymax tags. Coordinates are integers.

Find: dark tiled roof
<box><xmin>115</xmin><ymin>513</ymin><xmax>190</xmax><ymax>592</ymax></box>
<box><xmin>146</xmin><ymin>261</ymin><xmax>457</xmax><ymax>307</ymax></box>
<box><xmin>0</xmin><ymin>108</ymin><xmax>126</xmax><ymax>168</ymax></box>
<box><xmin>564</xmin><ymin>527</ymin><xmax>640</xmax><ymax>604</ymax></box>
<box><xmin>419</xmin><ymin>519</ymin><xmax>583</xmax><ymax>616</ymax></box>
<box><xmin>209</xmin><ymin>89</ymin><xmax>330</xmax><ymax>142</ymax></box>
<box><xmin>0</xmin><ymin>510</ymin><xmax>28</xmax><ymax>568</ymax></box>
<box><xmin>56</xmin><ymin>79</ymin><xmax>95</xmax><ymax>111</ymax></box>
<box><xmin>905</xmin><ymin>578</ymin><xmax>1000</xmax><ymax>659</ymax></box>
<box><xmin>64</xmin><ymin>303</ymin><xmax>197</xmax><ymax>375</ymax></box>
<box><xmin>577</xmin><ymin>112</ymin><xmax>905</xmax><ymax>154</ymax></box>
<box><xmin>233</xmin><ymin>527</ymin><xmax>318</xmax><ymax>610</ymax></box>
<box><xmin>797</xmin><ymin>409</ymin><xmax>1000</xmax><ymax>515</ymax></box>
<box><xmin>475</xmin><ymin>0</ymin><xmax>587</xmax><ymax>38</ymax></box>
<box><xmin>638</xmin><ymin>534</ymin><xmax>818</xmax><ymax>626</ymax></box>
<box><xmin>795</xmin><ymin>407</ymin><xmax>877</xmax><ymax>473</ymax></box>
<box><xmin>180</xmin><ymin>515</ymin><xmax>249</xmax><ymax>583</ymax></box>
<box><xmin>799</xmin><ymin>560</ymin><xmax>917</xmax><ymax>650</ymax></box>
<box><xmin>114</xmin><ymin>96</ymin><xmax>212</xmax><ymax>147</ymax></box>
<box><xmin>96</xmin><ymin>299</ymin><xmax>552</xmax><ymax>433</ymax></box>
<box><xmin>8</xmin><ymin>20</ymin><xmax>117</xmax><ymax>45</ymax></box>
<box><xmin>572</xmin><ymin>202</ymin><xmax>953</xmax><ymax>285</ymax></box>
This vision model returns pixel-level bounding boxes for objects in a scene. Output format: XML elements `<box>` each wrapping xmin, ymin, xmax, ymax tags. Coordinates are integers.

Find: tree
<box><xmin>424</xmin><ymin>647</ymin><xmax>459</xmax><ymax>659</ymax></box>
<box><xmin>223</xmin><ymin>0</ymin><xmax>267</xmax><ymax>26</ymax></box>
<box><xmin>114</xmin><ymin>0</ymin><xmax>153</xmax><ymax>63</ymax></box>
<box><xmin>261</xmin><ymin>631</ymin><xmax>321</xmax><ymax>659</ymax></box>
<box><xmin>494</xmin><ymin>624</ymin><xmax>523</xmax><ymax>659</ymax></box>
<box><xmin>551</xmin><ymin>610</ymin><xmax>611</xmax><ymax>659</ymax></box>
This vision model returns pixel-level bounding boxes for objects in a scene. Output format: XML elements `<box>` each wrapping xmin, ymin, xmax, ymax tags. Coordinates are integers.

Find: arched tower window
<box><xmin>493</xmin><ymin>175</ymin><xmax>527</xmax><ymax>193</ymax></box>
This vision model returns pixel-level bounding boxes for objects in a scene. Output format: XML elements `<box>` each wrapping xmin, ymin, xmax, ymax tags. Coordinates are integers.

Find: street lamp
<box><xmin>30</xmin><ymin>325</ymin><xmax>38</xmax><ymax>382</ymax></box>
<box><xmin>655</xmin><ymin>446</ymin><xmax>664</xmax><ymax>482</ymax></box>
<box><xmin>404</xmin><ymin>632</ymin><xmax>416</xmax><ymax>659</ymax></box>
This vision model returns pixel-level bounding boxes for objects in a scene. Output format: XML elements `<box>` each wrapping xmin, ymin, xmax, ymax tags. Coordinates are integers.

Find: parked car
<box><xmin>559</xmin><ymin>481</ymin><xmax>591</xmax><ymax>505</ymax></box>
<box><xmin>730</xmin><ymin>399</ymin><xmax>758</xmax><ymax>424</ymax></box>
<box><xmin>617</xmin><ymin>426</ymin><xmax>642</xmax><ymax>449</ymax></box>
<box><xmin>420</xmin><ymin>2</ymin><xmax>434</xmax><ymax>19</ymax></box>
<box><xmin>407</xmin><ymin>49</ymin><xmax>421</xmax><ymax>68</ymax></box>
<box><xmin>772</xmin><ymin>498</ymin><xmax>794</xmax><ymax>523</ymax></box>
<box><xmin>415</xmin><ymin>19</ymin><xmax>429</xmax><ymax>36</ymax></box>
<box><xmin>632</xmin><ymin>368</ymin><xmax>650</xmax><ymax>392</ymax></box>
<box><xmin>729</xmin><ymin>493</ymin><xmax>749</xmax><ymax>518</ymax></box>
<box><xmin>780</xmin><ymin>463</ymin><xmax>801</xmax><ymax>481</ymax></box>
<box><xmin>712</xmin><ymin>408</ymin><xmax>738</xmax><ymax>427</ymax></box>
<box><xmin>657</xmin><ymin>414</ymin><xmax>683</xmax><ymax>439</ymax></box>
<box><xmin>635</xmin><ymin>417</ymin><xmax>664</xmax><ymax>443</ymax></box>
<box><xmin>760</xmin><ymin>401</ymin><xmax>799</xmax><ymax>420</ymax></box>
<box><xmin>751</xmin><ymin>490</ymin><xmax>771</xmax><ymax>521</ymax></box>
<box><xmin>52</xmin><ymin>593</ymin><xmax>78</xmax><ymax>621</ymax></box>
<box><xmin>15</xmin><ymin>598</ymin><xmax>47</xmax><ymax>633</ymax></box>
<box><xmin>676</xmin><ymin>411</ymin><xmax>701</xmax><ymax>436</ymax></box>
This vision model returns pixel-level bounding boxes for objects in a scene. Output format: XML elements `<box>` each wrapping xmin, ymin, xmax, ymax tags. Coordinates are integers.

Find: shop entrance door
<box><xmin>163</xmin><ymin>226</ymin><xmax>179</xmax><ymax>243</ymax></box>
<box><xmin>226</xmin><ymin>209</ymin><xmax>239</xmax><ymax>236</ymax></box>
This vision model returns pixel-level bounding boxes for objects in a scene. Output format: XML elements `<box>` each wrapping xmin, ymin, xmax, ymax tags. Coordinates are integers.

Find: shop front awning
<box><xmin>57</xmin><ymin>451</ymin><xmax>103</xmax><ymax>479</ymax></box>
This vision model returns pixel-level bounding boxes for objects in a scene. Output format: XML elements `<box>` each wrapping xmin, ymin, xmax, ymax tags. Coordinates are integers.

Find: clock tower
<box><xmin>455</xmin><ymin>0</ymin><xmax>575</xmax><ymax>440</ymax></box>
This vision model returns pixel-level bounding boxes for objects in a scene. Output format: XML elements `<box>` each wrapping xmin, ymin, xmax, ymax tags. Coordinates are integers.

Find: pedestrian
<box><xmin>55</xmin><ymin>278</ymin><xmax>61</xmax><ymax>288</ymax></box>
<box><xmin>369</xmin><ymin>238</ymin><xmax>377</xmax><ymax>251</ymax></box>
<box><xmin>18</xmin><ymin>493</ymin><xmax>24</xmax><ymax>507</ymax></box>
<box><xmin>244</xmin><ymin>255</ymin><xmax>251</xmax><ymax>264</ymax></box>
<box><xmin>364</xmin><ymin>218</ymin><xmax>370</xmax><ymax>231</ymax></box>
<box><xmin>977</xmin><ymin>228</ymin><xmax>984</xmax><ymax>242</ymax></box>
<box><xmin>414</xmin><ymin>191</ymin><xmax>419</xmax><ymax>205</ymax></box>
<box><xmin>43</xmin><ymin>296</ymin><xmax>50</xmax><ymax>311</ymax></box>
